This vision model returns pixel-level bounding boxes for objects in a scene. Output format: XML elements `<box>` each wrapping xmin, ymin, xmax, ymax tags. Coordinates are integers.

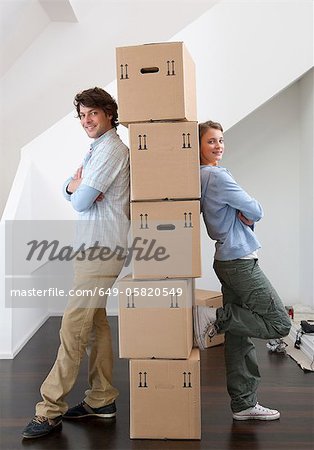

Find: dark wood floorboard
<box><xmin>0</xmin><ymin>317</ymin><xmax>313</xmax><ymax>450</ymax></box>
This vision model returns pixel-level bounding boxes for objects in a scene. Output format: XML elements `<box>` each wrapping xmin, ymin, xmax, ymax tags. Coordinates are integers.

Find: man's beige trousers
<box><xmin>36</xmin><ymin>249</ymin><xmax>124</xmax><ymax>418</ymax></box>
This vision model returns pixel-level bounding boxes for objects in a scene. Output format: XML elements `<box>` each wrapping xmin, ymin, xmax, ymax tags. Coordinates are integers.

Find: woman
<box><xmin>194</xmin><ymin>120</ymin><xmax>291</xmax><ymax>420</ymax></box>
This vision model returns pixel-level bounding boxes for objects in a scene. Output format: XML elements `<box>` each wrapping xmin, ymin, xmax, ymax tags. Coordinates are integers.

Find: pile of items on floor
<box><xmin>267</xmin><ymin>305</ymin><xmax>314</xmax><ymax>372</ymax></box>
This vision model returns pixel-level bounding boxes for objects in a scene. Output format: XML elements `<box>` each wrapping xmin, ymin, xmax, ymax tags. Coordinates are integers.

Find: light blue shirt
<box><xmin>200</xmin><ymin>165</ymin><xmax>263</xmax><ymax>261</ymax></box>
<box><xmin>63</xmin><ymin>128</ymin><xmax>130</xmax><ymax>250</ymax></box>
<box><xmin>63</xmin><ymin>178</ymin><xmax>100</xmax><ymax>212</ymax></box>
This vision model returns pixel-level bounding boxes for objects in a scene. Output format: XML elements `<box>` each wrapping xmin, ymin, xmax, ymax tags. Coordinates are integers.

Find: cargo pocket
<box><xmin>246</xmin><ymin>289</ymin><xmax>277</xmax><ymax>316</ymax></box>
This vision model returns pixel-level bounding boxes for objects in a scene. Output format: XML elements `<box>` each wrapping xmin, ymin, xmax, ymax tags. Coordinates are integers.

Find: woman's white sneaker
<box><xmin>232</xmin><ymin>403</ymin><xmax>280</xmax><ymax>421</ymax></box>
<box><xmin>193</xmin><ymin>305</ymin><xmax>217</xmax><ymax>350</ymax></box>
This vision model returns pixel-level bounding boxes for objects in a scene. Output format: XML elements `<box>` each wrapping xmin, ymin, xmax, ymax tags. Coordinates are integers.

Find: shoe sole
<box><xmin>22</xmin><ymin>421</ymin><xmax>62</xmax><ymax>439</ymax></box>
<box><xmin>63</xmin><ymin>412</ymin><xmax>116</xmax><ymax>420</ymax></box>
<box><xmin>193</xmin><ymin>306</ymin><xmax>206</xmax><ymax>351</ymax></box>
<box><xmin>233</xmin><ymin>412</ymin><xmax>280</xmax><ymax>421</ymax></box>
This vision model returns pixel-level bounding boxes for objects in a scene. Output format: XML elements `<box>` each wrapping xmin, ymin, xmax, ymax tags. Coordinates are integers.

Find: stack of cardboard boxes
<box><xmin>115</xmin><ymin>42</ymin><xmax>220</xmax><ymax>440</ymax></box>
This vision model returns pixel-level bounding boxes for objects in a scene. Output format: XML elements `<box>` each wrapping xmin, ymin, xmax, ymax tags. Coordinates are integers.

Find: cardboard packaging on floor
<box><xmin>129</xmin><ymin>348</ymin><xmax>201</xmax><ymax>440</ymax></box>
<box><xmin>130</xmin><ymin>200</ymin><xmax>201</xmax><ymax>279</ymax></box>
<box><xmin>129</xmin><ymin>121</ymin><xmax>200</xmax><ymax>201</ymax></box>
<box><xmin>116</xmin><ymin>42</ymin><xmax>197</xmax><ymax>125</ymax></box>
<box><xmin>195</xmin><ymin>289</ymin><xmax>225</xmax><ymax>347</ymax></box>
<box><xmin>118</xmin><ymin>276</ymin><xmax>193</xmax><ymax>359</ymax></box>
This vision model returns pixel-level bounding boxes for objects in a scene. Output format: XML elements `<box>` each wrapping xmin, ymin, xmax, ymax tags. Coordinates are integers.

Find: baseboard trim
<box><xmin>0</xmin><ymin>352</ymin><xmax>14</xmax><ymax>359</ymax></box>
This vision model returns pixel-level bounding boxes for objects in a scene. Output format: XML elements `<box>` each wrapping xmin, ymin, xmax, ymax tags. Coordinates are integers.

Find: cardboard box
<box><xmin>130</xmin><ymin>200</ymin><xmax>201</xmax><ymax>279</ymax></box>
<box><xmin>116</xmin><ymin>42</ymin><xmax>197</xmax><ymax>124</ymax></box>
<box><xmin>118</xmin><ymin>276</ymin><xmax>193</xmax><ymax>359</ymax></box>
<box><xmin>129</xmin><ymin>348</ymin><xmax>201</xmax><ymax>439</ymax></box>
<box><xmin>195</xmin><ymin>289</ymin><xmax>225</xmax><ymax>347</ymax></box>
<box><xmin>129</xmin><ymin>121</ymin><xmax>200</xmax><ymax>201</ymax></box>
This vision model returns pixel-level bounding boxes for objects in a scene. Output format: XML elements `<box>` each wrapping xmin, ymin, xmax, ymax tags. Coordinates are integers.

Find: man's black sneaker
<box><xmin>63</xmin><ymin>401</ymin><xmax>116</xmax><ymax>419</ymax></box>
<box><xmin>22</xmin><ymin>415</ymin><xmax>62</xmax><ymax>439</ymax></box>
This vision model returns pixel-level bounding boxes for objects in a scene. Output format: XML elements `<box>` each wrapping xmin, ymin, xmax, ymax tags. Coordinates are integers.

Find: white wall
<box><xmin>0</xmin><ymin>158</ymin><xmax>49</xmax><ymax>358</ymax></box>
<box><xmin>10</xmin><ymin>164</ymin><xmax>46</xmax><ymax>354</ymax></box>
<box><xmin>299</xmin><ymin>69</ymin><xmax>314</xmax><ymax>306</ymax></box>
<box><xmin>0</xmin><ymin>221</ymin><xmax>12</xmax><ymax>358</ymax></box>
<box><xmin>196</xmin><ymin>72</ymin><xmax>314</xmax><ymax>308</ymax></box>
<box><xmin>225</xmin><ymin>85</ymin><xmax>300</xmax><ymax>305</ymax></box>
<box><xmin>173</xmin><ymin>0</ymin><xmax>313</xmax><ymax>130</ymax></box>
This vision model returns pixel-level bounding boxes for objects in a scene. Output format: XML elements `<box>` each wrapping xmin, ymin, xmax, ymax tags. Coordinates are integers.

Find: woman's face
<box><xmin>200</xmin><ymin>127</ymin><xmax>224</xmax><ymax>166</ymax></box>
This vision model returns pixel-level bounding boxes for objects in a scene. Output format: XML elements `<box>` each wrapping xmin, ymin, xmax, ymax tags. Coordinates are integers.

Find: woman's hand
<box><xmin>237</xmin><ymin>211</ymin><xmax>254</xmax><ymax>226</ymax></box>
<box><xmin>95</xmin><ymin>192</ymin><xmax>104</xmax><ymax>202</ymax></box>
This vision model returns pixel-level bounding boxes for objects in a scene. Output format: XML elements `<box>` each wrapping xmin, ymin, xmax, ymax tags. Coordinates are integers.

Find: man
<box><xmin>22</xmin><ymin>87</ymin><xmax>130</xmax><ymax>439</ymax></box>
<box><xmin>193</xmin><ymin>120</ymin><xmax>291</xmax><ymax>421</ymax></box>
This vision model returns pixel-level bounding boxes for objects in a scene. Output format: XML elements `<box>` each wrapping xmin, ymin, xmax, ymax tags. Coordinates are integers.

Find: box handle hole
<box><xmin>140</xmin><ymin>67</ymin><xmax>159</xmax><ymax>74</ymax></box>
<box><xmin>156</xmin><ymin>224</ymin><xmax>176</xmax><ymax>231</ymax></box>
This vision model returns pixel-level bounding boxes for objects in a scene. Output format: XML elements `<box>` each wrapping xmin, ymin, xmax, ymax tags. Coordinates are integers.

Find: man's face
<box><xmin>79</xmin><ymin>105</ymin><xmax>113</xmax><ymax>139</ymax></box>
<box><xmin>200</xmin><ymin>128</ymin><xmax>224</xmax><ymax>166</ymax></box>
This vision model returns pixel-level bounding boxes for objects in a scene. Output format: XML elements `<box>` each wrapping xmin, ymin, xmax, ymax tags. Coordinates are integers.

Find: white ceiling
<box><xmin>39</xmin><ymin>0</ymin><xmax>78</xmax><ymax>22</ymax></box>
<box><xmin>0</xmin><ymin>0</ymin><xmax>79</xmax><ymax>76</ymax></box>
<box><xmin>0</xmin><ymin>0</ymin><xmax>218</xmax><ymax>77</ymax></box>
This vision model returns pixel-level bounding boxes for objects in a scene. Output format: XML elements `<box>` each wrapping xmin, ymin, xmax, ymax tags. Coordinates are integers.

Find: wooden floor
<box><xmin>0</xmin><ymin>317</ymin><xmax>313</xmax><ymax>450</ymax></box>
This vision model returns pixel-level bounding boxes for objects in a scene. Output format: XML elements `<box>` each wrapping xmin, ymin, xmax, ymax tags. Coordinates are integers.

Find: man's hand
<box><xmin>67</xmin><ymin>165</ymin><xmax>104</xmax><ymax>202</ymax></box>
<box><xmin>73</xmin><ymin>166</ymin><xmax>83</xmax><ymax>180</ymax></box>
<box><xmin>67</xmin><ymin>166</ymin><xmax>83</xmax><ymax>193</ymax></box>
<box><xmin>237</xmin><ymin>211</ymin><xmax>254</xmax><ymax>226</ymax></box>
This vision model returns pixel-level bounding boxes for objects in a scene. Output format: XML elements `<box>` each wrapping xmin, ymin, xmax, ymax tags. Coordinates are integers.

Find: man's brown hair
<box><xmin>74</xmin><ymin>87</ymin><xmax>119</xmax><ymax>128</ymax></box>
